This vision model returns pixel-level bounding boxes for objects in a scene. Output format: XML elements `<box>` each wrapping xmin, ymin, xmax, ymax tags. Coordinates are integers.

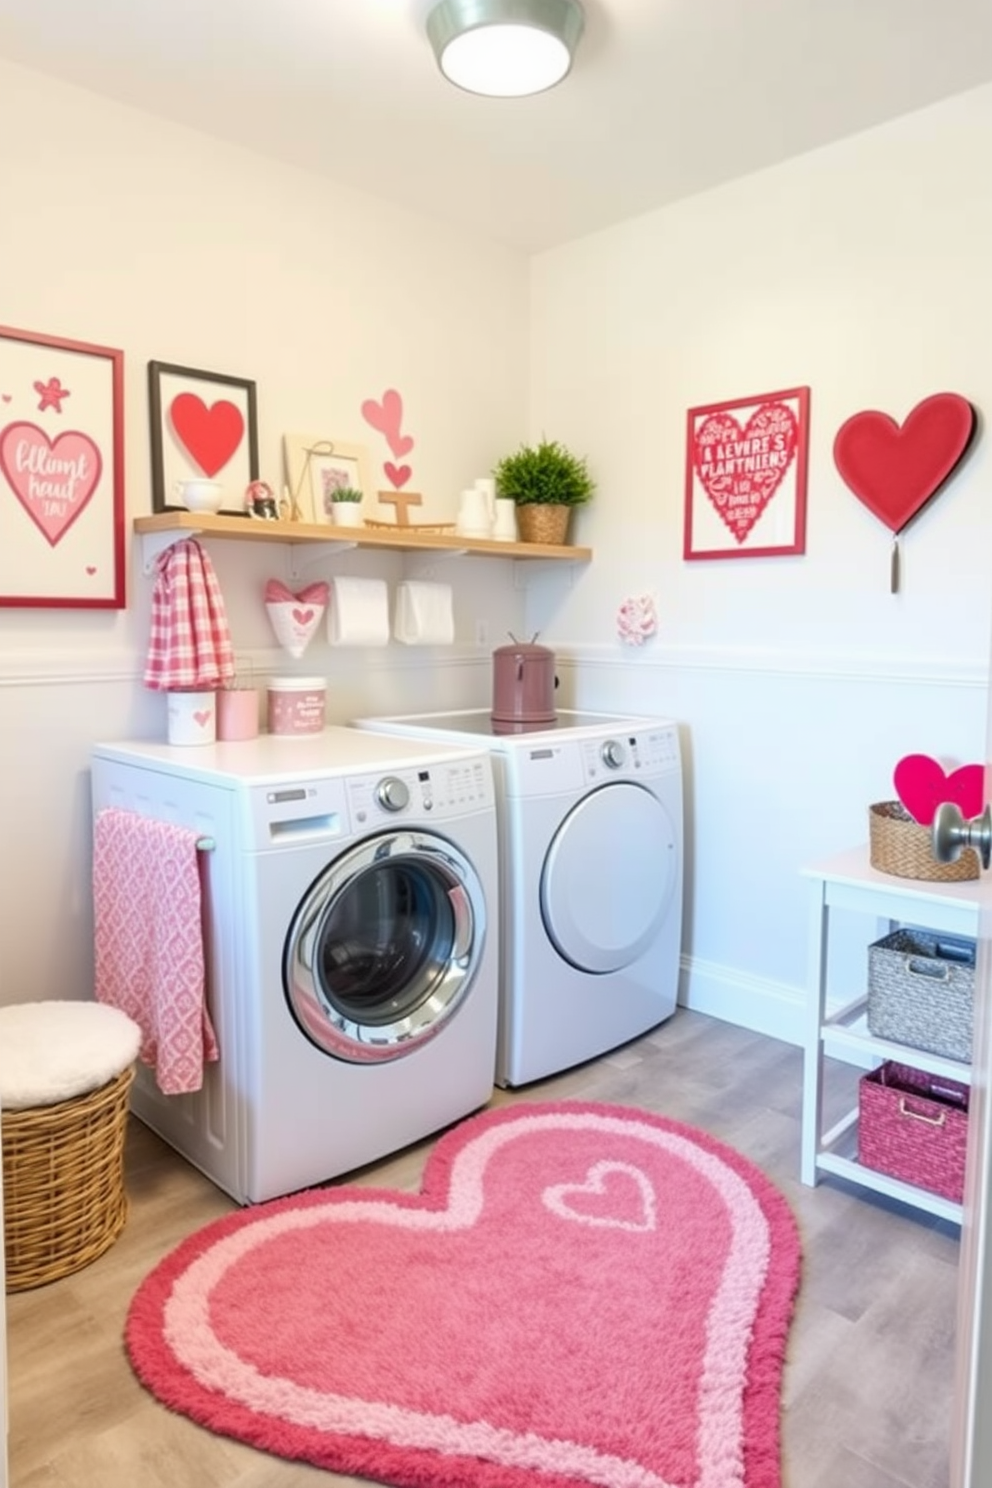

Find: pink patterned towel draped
<box><xmin>144</xmin><ymin>537</ymin><xmax>234</xmax><ymax>691</ymax></box>
<box><xmin>93</xmin><ymin>808</ymin><xmax>220</xmax><ymax>1095</ymax></box>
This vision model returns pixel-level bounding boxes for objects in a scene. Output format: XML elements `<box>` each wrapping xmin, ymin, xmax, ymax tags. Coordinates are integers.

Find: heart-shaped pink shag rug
<box><xmin>126</xmin><ymin>1101</ymin><xmax>801</xmax><ymax>1488</ymax></box>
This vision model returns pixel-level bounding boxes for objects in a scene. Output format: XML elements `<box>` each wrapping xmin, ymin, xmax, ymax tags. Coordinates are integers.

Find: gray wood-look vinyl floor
<box><xmin>5</xmin><ymin>1008</ymin><xmax>960</xmax><ymax>1487</ymax></box>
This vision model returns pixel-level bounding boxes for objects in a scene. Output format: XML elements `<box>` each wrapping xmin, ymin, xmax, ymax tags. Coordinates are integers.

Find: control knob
<box><xmin>375</xmin><ymin>775</ymin><xmax>410</xmax><ymax>812</ymax></box>
<box><xmin>601</xmin><ymin>739</ymin><xmax>626</xmax><ymax>769</ymax></box>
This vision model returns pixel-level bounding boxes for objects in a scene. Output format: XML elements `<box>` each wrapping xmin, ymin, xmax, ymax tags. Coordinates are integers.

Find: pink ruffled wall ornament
<box><xmin>616</xmin><ymin>595</ymin><xmax>658</xmax><ymax>647</ymax></box>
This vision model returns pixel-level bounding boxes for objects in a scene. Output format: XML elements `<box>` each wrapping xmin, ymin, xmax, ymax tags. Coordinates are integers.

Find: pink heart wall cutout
<box><xmin>384</xmin><ymin>460</ymin><xmax>412</xmax><ymax>489</ymax></box>
<box><xmin>693</xmin><ymin>401</ymin><xmax>799</xmax><ymax>543</ymax></box>
<box><xmin>893</xmin><ymin>753</ymin><xmax>985</xmax><ymax>827</ymax></box>
<box><xmin>169</xmin><ymin>393</ymin><xmax>245</xmax><ymax>478</ymax></box>
<box><xmin>361</xmin><ymin>389</ymin><xmax>414</xmax><ymax>459</ymax></box>
<box><xmin>0</xmin><ymin>421</ymin><xmax>102</xmax><ymax>546</ymax></box>
<box><xmin>833</xmin><ymin>393</ymin><xmax>975</xmax><ymax>534</ymax></box>
<box><xmin>126</xmin><ymin>1102</ymin><xmax>801</xmax><ymax>1488</ymax></box>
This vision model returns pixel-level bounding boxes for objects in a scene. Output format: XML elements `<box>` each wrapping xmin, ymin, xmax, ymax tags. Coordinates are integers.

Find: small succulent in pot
<box><xmin>330</xmin><ymin>486</ymin><xmax>363</xmax><ymax>504</ymax></box>
<box><xmin>492</xmin><ymin>439</ymin><xmax>595</xmax><ymax>507</ymax></box>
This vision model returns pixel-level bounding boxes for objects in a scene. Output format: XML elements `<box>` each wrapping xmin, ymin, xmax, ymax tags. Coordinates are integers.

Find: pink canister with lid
<box><xmin>266</xmin><ymin>676</ymin><xmax>327</xmax><ymax>735</ymax></box>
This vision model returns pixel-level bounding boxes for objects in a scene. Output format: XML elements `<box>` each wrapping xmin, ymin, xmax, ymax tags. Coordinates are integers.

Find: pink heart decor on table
<box><xmin>169</xmin><ymin>393</ymin><xmax>245</xmax><ymax>478</ymax></box>
<box><xmin>361</xmin><ymin>389</ymin><xmax>414</xmax><ymax>459</ymax></box>
<box><xmin>833</xmin><ymin>393</ymin><xmax>975</xmax><ymax>534</ymax></box>
<box><xmin>692</xmin><ymin>401</ymin><xmax>799</xmax><ymax>543</ymax></box>
<box><xmin>893</xmin><ymin>753</ymin><xmax>985</xmax><ymax>827</ymax></box>
<box><xmin>126</xmin><ymin>1101</ymin><xmax>801</xmax><ymax>1488</ymax></box>
<box><xmin>383</xmin><ymin>461</ymin><xmax>412</xmax><ymax>489</ymax></box>
<box><xmin>0</xmin><ymin>421</ymin><xmax>102</xmax><ymax>546</ymax></box>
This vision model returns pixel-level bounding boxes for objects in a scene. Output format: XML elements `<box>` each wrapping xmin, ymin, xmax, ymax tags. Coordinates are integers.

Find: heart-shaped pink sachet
<box><xmin>893</xmin><ymin>753</ymin><xmax>985</xmax><ymax>827</ymax></box>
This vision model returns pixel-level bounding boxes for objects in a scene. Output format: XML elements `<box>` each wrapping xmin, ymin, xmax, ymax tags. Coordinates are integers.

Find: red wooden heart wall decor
<box><xmin>833</xmin><ymin>392</ymin><xmax>975</xmax><ymax>534</ymax></box>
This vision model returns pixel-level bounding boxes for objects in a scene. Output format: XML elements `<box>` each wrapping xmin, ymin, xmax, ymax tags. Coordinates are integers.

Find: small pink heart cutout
<box><xmin>893</xmin><ymin>753</ymin><xmax>985</xmax><ymax>827</ymax></box>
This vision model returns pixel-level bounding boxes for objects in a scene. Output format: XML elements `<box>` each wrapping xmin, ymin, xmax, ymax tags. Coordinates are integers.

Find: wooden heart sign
<box><xmin>833</xmin><ymin>393</ymin><xmax>975</xmax><ymax>534</ymax></box>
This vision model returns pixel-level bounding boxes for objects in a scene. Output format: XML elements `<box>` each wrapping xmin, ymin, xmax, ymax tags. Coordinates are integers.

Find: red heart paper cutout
<box><xmin>126</xmin><ymin>1103</ymin><xmax>800</xmax><ymax>1488</ymax></box>
<box><xmin>0</xmin><ymin>421</ymin><xmax>102</xmax><ymax>546</ymax></box>
<box><xmin>383</xmin><ymin>460</ymin><xmax>412</xmax><ymax>489</ymax></box>
<box><xmin>170</xmin><ymin>393</ymin><xmax>244</xmax><ymax>478</ymax></box>
<box><xmin>362</xmin><ymin>389</ymin><xmax>414</xmax><ymax>459</ymax></box>
<box><xmin>693</xmin><ymin>401</ymin><xmax>798</xmax><ymax>543</ymax></box>
<box><xmin>894</xmin><ymin>753</ymin><xmax>985</xmax><ymax>827</ymax></box>
<box><xmin>86</xmin><ymin>566</ymin><xmax>97</xmax><ymax>575</ymax></box>
<box><xmin>833</xmin><ymin>393</ymin><xmax>975</xmax><ymax>534</ymax></box>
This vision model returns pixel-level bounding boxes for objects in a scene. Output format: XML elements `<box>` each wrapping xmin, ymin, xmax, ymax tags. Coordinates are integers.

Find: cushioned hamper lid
<box><xmin>0</xmin><ymin>1001</ymin><xmax>141</xmax><ymax>1110</ymax></box>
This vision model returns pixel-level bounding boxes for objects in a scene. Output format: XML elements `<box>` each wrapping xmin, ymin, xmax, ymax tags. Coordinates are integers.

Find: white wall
<box><xmin>0</xmin><ymin>57</ymin><xmax>531</xmax><ymax>1007</ymax></box>
<box><xmin>528</xmin><ymin>83</ymin><xmax>992</xmax><ymax>1039</ymax></box>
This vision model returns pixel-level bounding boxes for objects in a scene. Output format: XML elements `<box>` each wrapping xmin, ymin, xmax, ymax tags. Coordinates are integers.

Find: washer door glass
<box><xmin>284</xmin><ymin>830</ymin><xmax>485</xmax><ymax>1062</ymax></box>
<box><xmin>540</xmin><ymin>782</ymin><xmax>677</xmax><ymax>973</ymax></box>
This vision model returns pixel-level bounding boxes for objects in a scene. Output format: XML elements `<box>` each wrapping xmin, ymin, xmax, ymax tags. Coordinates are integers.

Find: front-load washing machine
<box><xmin>352</xmin><ymin>710</ymin><xmax>683</xmax><ymax>1086</ymax></box>
<box><xmin>90</xmin><ymin>727</ymin><xmax>499</xmax><ymax>1203</ymax></box>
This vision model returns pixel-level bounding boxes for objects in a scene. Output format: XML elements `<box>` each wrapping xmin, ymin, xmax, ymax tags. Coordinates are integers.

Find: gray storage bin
<box><xmin>867</xmin><ymin>928</ymin><xmax>975</xmax><ymax>1063</ymax></box>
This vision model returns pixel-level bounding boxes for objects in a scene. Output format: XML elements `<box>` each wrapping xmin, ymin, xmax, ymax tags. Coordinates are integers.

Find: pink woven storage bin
<box><xmin>858</xmin><ymin>1061</ymin><xmax>969</xmax><ymax>1203</ymax></box>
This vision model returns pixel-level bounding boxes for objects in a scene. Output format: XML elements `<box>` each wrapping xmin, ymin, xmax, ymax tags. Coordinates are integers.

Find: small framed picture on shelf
<box><xmin>149</xmin><ymin>361</ymin><xmax>259</xmax><ymax>516</ymax></box>
<box><xmin>683</xmin><ymin>386</ymin><xmax>810</xmax><ymax>561</ymax></box>
<box><xmin>283</xmin><ymin>433</ymin><xmax>371</xmax><ymax>525</ymax></box>
<box><xmin>0</xmin><ymin>322</ymin><xmax>125</xmax><ymax>608</ymax></box>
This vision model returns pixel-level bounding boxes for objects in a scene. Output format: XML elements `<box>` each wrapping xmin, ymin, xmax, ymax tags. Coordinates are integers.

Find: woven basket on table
<box><xmin>869</xmin><ymin>800</ymin><xmax>979</xmax><ymax>883</ymax></box>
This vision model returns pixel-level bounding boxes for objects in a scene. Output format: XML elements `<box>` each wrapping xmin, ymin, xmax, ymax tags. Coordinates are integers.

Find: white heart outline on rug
<box><xmin>542</xmin><ymin>1159</ymin><xmax>657</xmax><ymax>1231</ymax></box>
<box><xmin>143</xmin><ymin>1108</ymin><xmax>793</xmax><ymax>1488</ymax></box>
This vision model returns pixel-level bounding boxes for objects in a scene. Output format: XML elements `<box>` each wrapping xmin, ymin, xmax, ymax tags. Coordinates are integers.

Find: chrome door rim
<box><xmin>284</xmin><ymin>830</ymin><xmax>485</xmax><ymax>1062</ymax></box>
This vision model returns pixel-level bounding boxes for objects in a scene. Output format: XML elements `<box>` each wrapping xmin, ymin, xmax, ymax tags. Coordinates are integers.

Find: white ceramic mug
<box><xmin>456</xmin><ymin>487</ymin><xmax>492</xmax><ymax>537</ymax></box>
<box><xmin>174</xmin><ymin>479</ymin><xmax>224</xmax><ymax>514</ymax></box>
<box><xmin>492</xmin><ymin>498</ymin><xmax>518</xmax><ymax>542</ymax></box>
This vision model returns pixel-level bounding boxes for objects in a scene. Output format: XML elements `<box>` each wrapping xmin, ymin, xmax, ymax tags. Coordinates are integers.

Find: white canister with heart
<box><xmin>167</xmin><ymin>690</ymin><xmax>217</xmax><ymax>746</ymax></box>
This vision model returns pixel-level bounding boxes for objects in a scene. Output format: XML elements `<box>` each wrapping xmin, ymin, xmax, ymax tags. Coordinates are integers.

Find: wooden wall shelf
<box><xmin>133</xmin><ymin>511</ymin><xmax>592</xmax><ymax>565</ymax></box>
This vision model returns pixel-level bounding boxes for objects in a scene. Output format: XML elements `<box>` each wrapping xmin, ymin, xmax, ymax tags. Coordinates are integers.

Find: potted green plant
<box><xmin>492</xmin><ymin>438</ymin><xmax>595</xmax><ymax>545</ymax></box>
<box><xmin>326</xmin><ymin>486</ymin><xmax>363</xmax><ymax>526</ymax></box>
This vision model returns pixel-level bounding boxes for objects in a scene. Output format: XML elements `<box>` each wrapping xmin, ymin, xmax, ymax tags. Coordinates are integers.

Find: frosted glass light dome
<box><xmin>427</xmin><ymin>0</ymin><xmax>585</xmax><ymax>98</ymax></box>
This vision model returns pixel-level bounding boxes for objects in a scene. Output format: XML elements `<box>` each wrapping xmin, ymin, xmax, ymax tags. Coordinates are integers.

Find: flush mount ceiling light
<box><xmin>426</xmin><ymin>0</ymin><xmax>585</xmax><ymax>98</ymax></box>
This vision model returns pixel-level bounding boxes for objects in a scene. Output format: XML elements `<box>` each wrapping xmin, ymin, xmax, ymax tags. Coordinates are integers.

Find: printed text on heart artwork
<box><xmin>12</xmin><ymin>436</ymin><xmax>91</xmax><ymax>506</ymax></box>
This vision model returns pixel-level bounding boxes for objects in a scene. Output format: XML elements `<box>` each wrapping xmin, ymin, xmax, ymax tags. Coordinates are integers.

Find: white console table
<box><xmin>801</xmin><ymin>845</ymin><xmax>988</xmax><ymax>1225</ymax></box>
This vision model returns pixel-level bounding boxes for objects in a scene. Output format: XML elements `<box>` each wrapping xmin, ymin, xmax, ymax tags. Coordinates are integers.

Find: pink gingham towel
<box><xmin>143</xmin><ymin>537</ymin><xmax>234</xmax><ymax>691</ymax></box>
<box><xmin>93</xmin><ymin>808</ymin><xmax>220</xmax><ymax>1095</ymax></box>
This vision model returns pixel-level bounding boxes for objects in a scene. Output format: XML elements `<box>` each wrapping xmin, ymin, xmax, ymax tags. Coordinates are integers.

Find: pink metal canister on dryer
<box><xmin>491</xmin><ymin>637</ymin><xmax>558</xmax><ymax>728</ymax></box>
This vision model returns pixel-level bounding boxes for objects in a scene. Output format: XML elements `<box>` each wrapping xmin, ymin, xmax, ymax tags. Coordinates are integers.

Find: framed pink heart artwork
<box><xmin>0</xmin><ymin>323</ymin><xmax>124</xmax><ymax>608</ymax></box>
<box><xmin>684</xmin><ymin>386</ymin><xmax>810</xmax><ymax>561</ymax></box>
<box><xmin>149</xmin><ymin>360</ymin><xmax>258</xmax><ymax>517</ymax></box>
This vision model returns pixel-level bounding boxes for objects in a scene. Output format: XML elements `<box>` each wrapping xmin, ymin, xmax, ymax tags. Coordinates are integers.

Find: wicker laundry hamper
<box><xmin>1</xmin><ymin>1001</ymin><xmax>141</xmax><ymax>1292</ymax></box>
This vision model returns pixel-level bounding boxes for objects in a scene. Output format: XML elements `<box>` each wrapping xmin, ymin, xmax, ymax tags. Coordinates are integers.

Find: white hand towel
<box><xmin>394</xmin><ymin>580</ymin><xmax>455</xmax><ymax>646</ymax></box>
<box><xmin>327</xmin><ymin>576</ymin><xmax>390</xmax><ymax>647</ymax></box>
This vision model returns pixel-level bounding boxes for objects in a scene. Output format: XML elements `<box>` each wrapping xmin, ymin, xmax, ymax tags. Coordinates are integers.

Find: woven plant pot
<box><xmin>868</xmin><ymin>800</ymin><xmax>979</xmax><ymax>882</ymax></box>
<box><xmin>517</xmin><ymin>504</ymin><xmax>571</xmax><ymax>546</ymax></box>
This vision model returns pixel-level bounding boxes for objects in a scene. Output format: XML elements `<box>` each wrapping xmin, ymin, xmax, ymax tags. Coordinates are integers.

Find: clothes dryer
<box><xmin>352</xmin><ymin>710</ymin><xmax>683</xmax><ymax>1086</ymax></box>
<box><xmin>90</xmin><ymin>727</ymin><xmax>498</xmax><ymax>1203</ymax></box>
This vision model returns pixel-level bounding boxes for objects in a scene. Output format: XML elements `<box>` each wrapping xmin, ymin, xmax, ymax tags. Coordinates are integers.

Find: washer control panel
<box><xmin>349</xmin><ymin>756</ymin><xmax>493</xmax><ymax>825</ymax></box>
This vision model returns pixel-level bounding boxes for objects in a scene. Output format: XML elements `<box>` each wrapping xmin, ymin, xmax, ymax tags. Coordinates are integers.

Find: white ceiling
<box><xmin>2</xmin><ymin>0</ymin><xmax>992</xmax><ymax>253</ymax></box>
